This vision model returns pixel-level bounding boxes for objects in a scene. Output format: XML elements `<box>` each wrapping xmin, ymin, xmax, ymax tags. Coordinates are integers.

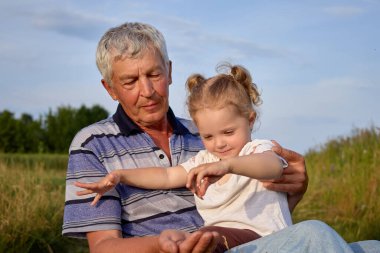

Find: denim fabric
<box><xmin>229</xmin><ymin>220</ymin><xmax>380</xmax><ymax>253</ymax></box>
<box><xmin>349</xmin><ymin>241</ymin><xmax>380</xmax><ymax>253</ymax></box>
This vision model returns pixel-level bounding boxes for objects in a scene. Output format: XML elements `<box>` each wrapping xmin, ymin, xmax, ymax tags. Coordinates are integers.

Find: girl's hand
<box><xmin>75</xmin><ymin>172</ymin><xmax>121</xmax><ymax>206</ymax></box>
<box><xmin>186</xmin><ymin>161</ymin><xmax>230</xmax><ymax>198</ymax></box>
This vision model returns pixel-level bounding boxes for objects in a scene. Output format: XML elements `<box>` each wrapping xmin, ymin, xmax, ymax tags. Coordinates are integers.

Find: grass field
<box><xmin>0</xmin><ymin>154</ymin><xmax>87</xmax><ymax>253</ymax></box>
<box><xmin>0</xmin><ymin>126</ymin><xmax>379</xmax><ymax>252</ymax></box>
<box><xmin>293</xmin><ymin>126</ymin><xmax>380</xmax><ymax>242</ymax></box>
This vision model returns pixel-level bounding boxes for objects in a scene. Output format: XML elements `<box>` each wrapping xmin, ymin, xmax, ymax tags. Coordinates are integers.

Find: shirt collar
<box><xmin>112</xmin><ymin>104</ymin><xmax>190</xmax><ymax>136</ymax></box>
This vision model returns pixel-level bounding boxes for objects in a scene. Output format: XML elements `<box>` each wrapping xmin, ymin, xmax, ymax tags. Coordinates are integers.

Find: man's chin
<box><xmin>139</xmin><ymin>112</ymin><xmax>168</xmax><ymax>127</ymax></box>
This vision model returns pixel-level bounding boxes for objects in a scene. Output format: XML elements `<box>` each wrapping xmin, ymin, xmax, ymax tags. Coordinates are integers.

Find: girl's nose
<box><xmin>214</xmin><ymin>137</ymin><xmax>226</xmax><ymax>149</ymax></box>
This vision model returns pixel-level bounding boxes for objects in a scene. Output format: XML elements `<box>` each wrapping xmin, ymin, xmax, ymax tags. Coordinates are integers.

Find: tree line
<box><xmin>0</xmin><ymin>105</ymin><xmax>109</xmax><ymax>153</ymax></box>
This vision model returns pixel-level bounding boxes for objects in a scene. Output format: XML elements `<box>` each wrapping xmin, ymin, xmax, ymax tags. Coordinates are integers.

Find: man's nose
<box><xmin>139</xmin><ymin>78</ymin><xmax>154</xmax><ymax>97</ymax></box>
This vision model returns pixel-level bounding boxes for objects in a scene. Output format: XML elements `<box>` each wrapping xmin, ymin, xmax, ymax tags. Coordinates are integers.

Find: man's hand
<box><xmin>75</xmin><ymin>172</ymin><xmax>121</xmax><ymax>206</ymax></box>
<box><xmin>262</xmin><ymin>141</ymin><xmax>309</xmax><ymax>212</ymax></box>
<box><xmin>158</xmin><ymin>229</ymin><xmax>220</xmax><ymax>253</ymax></box>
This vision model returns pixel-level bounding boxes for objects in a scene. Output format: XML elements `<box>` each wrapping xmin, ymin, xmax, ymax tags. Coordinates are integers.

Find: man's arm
<box><xmin>86</xmin><ymin>229</ymin><xmax>220</xmax><ymax>253</ymax></box>
<box><xmin>264</xmin><ymin>141</ymin><xmax>309</xmax><ymax>212</ymax></box>
<box><xmin>87</xmin><ymin>230</ymin><xmax>159</xmax><ymax>253</ymax></box>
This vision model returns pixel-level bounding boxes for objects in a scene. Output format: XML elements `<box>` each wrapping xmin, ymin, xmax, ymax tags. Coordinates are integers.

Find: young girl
<box><xmin>75</xmin><ymin>63</ymin><xmax>292</xmax><ymax>252</ymax></box>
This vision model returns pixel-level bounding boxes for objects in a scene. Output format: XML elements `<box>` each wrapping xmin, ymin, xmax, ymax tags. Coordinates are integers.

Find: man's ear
<box><xmin>101</xmin><ymin>79</ymin><xmax>117</xmax><ymax>101</ymax></box>
<box><xmin>168</xmin><ymin>60</ymin><xmax>172</xmax><ymax>85</ymax></box>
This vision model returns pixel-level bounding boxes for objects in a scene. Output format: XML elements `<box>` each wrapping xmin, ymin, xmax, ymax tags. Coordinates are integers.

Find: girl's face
<box><xmin>194</xmin><ymin>105</ymin><xmax>254</xmax><ymax>160</ymax></box>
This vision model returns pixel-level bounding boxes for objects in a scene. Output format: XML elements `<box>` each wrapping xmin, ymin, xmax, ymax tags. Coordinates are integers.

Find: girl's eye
<box><xmin>202</xmin><ymin>135</ymin><xmax>212</xmax><ymax>140</ymax></box>
<box><xmin>224</xmin><ymin>130</ymin><xmax>234</xmax><ymax>135</ymax></box>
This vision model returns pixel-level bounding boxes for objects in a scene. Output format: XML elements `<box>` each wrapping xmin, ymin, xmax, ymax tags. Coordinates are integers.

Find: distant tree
<box><xmin>44</xmin><ymin>106</ymin><xmax>76</xmax><ymax>153</ymax></box>
<box><xmin>0</xmin><ymin>105</ymin><xmax>109</xmax><ymax>153</ymax></box>
<box><xmin>15</xmin><ymin>113</ymin><xmax>44</xmax><ymax>153</ymax></box>
<box><xmin>0</xmin><ymin>110</ymin><xmax>18</xmax><ymax>152</ymax></box>
<box><xmin>44</xmin><ymin>105</ymin><xmax>109</xmax><ymax>153</ymax></box>
<box><xmin>74</xmin><ymin>104</ymin><xmax>109</xmax><ymax>131</ymax></box>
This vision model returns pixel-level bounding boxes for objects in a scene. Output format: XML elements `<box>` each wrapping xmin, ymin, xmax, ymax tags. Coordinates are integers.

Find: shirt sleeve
<box><xmin>62</xmin><ymin>144</ymin><xmax>122</xmax><ymax>238</ymax></box>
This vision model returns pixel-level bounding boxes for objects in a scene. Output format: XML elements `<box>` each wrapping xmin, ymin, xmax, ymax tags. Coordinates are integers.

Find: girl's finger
<box><xmin>196</xmin><ymin>171</ymin><xmax>206</xmax><ymax>188</ymax></box>
<box><xmin>186</xmin><ymin>171</ymin><xmax>195</xmax><ymax>189</ymax></box>
<box><xmin>76</xmin><ymin>189</ymin><xmax>94</xmax><ymax>196</ymax></box>
<box><xmin>197</xmin><ymin>178</ymin><xmax>210</xmax><ymax>197</ymax></box>
<box><xmin>91</xmin><ymin>194</ymin><xmax>102</xmax><ymax>206</ymax></box>
<box><xmin>74</xmin><ymin>181</ymin><xmax>95</xmax><ymax>189</ymax></box>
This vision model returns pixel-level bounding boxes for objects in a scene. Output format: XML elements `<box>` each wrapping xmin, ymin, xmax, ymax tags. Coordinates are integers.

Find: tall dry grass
<box><xmin>0</xmin><ymin>154</ymin><xmax>87</xmax><ymax>253</ymax></box>
<box><xmin>293</xmin><ymin>126</ymin><xmax>380</xmax><ymax>242</ymax></box>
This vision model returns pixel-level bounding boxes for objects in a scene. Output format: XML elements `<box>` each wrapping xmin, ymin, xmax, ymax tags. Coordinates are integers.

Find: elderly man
<box><xmin>63</xmin><ymin>22</ymin><xmax>378</xmax><ymax>253</ymax></box>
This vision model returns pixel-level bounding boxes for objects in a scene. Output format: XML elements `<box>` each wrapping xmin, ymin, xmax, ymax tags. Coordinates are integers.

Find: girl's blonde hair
<box><xmin>186</xmin><ymin>63</ymin><xmax>262</xmax><ymax>124</ymax></box>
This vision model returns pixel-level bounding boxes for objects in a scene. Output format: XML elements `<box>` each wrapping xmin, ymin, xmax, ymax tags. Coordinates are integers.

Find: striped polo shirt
<box><xmin>62</xmin><ymin>104</ymin><xmax>204</xmax><ymax>238</ymax></box>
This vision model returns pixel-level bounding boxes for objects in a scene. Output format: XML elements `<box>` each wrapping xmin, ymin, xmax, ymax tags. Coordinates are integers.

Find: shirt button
<box><xmin>159</xmin><ymin>154</ymin><xmax>165</xmax><ymax>159</ymax></box>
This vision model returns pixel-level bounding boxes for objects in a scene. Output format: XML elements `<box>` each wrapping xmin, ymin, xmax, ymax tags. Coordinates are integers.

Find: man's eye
<box><xmin>125</xmin><ymin>80</ymin><xmax>136</xmax><ymax>84</ymax></box>
<box><xmin>149</xmin><ymin>73</ymin><xmax>161</xmax><ymax>78</ymax></box>
<box><xmin>123</xmin><ymin>80</ymin><xmax>136</xmax><ymax>88</ymax></box>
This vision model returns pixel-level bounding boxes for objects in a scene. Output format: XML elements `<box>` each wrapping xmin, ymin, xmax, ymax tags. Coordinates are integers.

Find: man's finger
<box><xmin>178</xmin><ymin>231</ymin><xmax>203</xmax><ymax>253</ymax></box>
<box><xmin>263</xmin><ymin>182</ymin><xmax>292</xmax><ymax>192</ymax></box>
<box><xmin>264</xmin><ymin>181</ymin><xmax>304</xmax><ymax>193</ymax></box>
<box><xmin>193</xmin><ymin>231</ymin><xmax>219</xmax><ymax>253</ymax></box>
<box><xmin>271</xmin><ymin>140</ymin><xmax>283</xmax><ymax>155</ymax></box>
<box><xmin>158</xmin><ymin>234</ymin><xmax>180</xmax><ymax>253</ymax></box>
<box><xmin>271</xmin><ymin>140</ymin><xmax>303</xmax><ymax>161</ymax></box>
<box><xmin>180</xmin><ymin>231</ymin><xmax>216</xmax><ymax>253</ymax></box>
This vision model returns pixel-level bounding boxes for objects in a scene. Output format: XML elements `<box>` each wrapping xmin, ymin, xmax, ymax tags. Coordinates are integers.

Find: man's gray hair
<box><xmin>96</xmin><ymin>22</ymin><xmax>170</xmax><ymax>85</ymax></box>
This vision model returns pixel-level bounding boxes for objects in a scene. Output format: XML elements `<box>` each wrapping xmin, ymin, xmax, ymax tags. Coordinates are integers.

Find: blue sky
<box><xmin>0</xmin><ymin>0</ymin><xmax>379</xmax><ymax>154</ymax></box>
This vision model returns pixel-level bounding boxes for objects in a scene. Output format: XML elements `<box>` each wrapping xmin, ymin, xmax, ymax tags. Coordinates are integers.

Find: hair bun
<box><xmin>186</xmin><ymin>74</ymin><xmax>206</xmax><ymax>92</ymax></box>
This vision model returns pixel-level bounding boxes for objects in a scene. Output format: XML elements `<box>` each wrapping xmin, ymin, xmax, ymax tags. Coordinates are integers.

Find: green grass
<box><xmin>0</xmin><ymin>126</ymin><xmax>379</xmax><ymax>252</ymax></box>
<box><xmin>293</xmin><ymin>126</ymin><xmax>380</xmax><ymax>242</ymax></box>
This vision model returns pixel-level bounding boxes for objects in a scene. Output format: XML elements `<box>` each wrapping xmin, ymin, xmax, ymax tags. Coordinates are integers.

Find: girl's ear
<box><xmin>249</xmin><ymin>111</ymin><xmax>256</xmax><ymax>129</ymax></box>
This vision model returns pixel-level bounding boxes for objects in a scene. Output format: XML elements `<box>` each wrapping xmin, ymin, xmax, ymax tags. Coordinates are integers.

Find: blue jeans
<box><xmin>229</xmin><ymin>220</ymin><xmax>380</xmax><ymax>253</ymax></box>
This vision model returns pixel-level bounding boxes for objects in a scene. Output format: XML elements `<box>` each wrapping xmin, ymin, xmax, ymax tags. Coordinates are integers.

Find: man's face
<box><xmin>103</xmin><ymin>49</ymin><xmax>172</xmax><ymax>128</ymax></box>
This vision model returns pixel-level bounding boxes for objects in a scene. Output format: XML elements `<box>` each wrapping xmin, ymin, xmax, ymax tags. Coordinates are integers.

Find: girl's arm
<box><xmin>117</xmin><ymin>166</ymin><xmax>187</xmax><ymax>189</ymax></box>
<box><xmin>75</xmin><ymin>165</ymin><xmax>187</xmax><ymax>205</ymax></box>
<box><xmin>186</xmin><ymin>151</ymin><xmax>283</xmax><ymax>197</ymax></box>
